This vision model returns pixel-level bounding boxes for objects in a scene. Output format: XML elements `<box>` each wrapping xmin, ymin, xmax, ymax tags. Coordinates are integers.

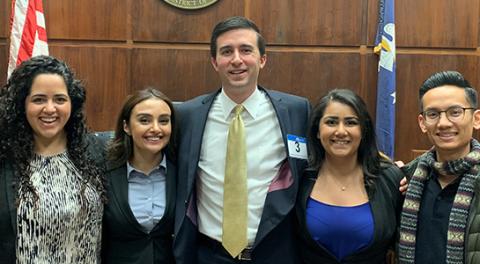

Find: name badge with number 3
<box><xmin>287</xmin><ymin>134</ymin><xmax>307</xmax><ymax>160</ymax></box>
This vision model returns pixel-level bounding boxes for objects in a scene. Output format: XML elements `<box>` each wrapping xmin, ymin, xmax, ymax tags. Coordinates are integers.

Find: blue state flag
<box><xmin>374</xmin><ymin>0</ymin><xmax>396</xmax><ymax>159</ymax></box>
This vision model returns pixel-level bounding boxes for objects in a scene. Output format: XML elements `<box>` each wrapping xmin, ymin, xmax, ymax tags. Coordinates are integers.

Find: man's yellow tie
<box><xmin>222</xmin><ymin>104</ymin><xmax>248</xmax><ymax>257</ymax></box>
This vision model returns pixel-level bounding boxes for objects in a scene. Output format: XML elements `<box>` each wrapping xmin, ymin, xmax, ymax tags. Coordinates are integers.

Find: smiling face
<box><xmin>124</xmin><ymin>98</ymin><xmax>172</xmax><ymax>160</ymax></box>
<box><xmin>418</xmin><ymin>85</ymin><xmax>480</xmax><ymax>161</ymax></box>
<box><xmin>211</xmin><ymin>28</ymin><xmax>266</xmax><ymax>98</ymax></box>
<box><xmin>318</xmin><ymin>101</ymin><xmax>362</xmax><ymax>160</ymax></box>
<box><xmin>25</xmin><ymin>73</ymin><xmax>71</xmax><ymax>147</ymax></box>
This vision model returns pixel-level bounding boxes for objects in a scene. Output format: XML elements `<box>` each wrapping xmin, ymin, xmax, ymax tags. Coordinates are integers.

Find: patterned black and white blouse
<box><xmin>16</xmin><ymin>152</ymin><xmax>103</xmax><ymax>263</ymax></box>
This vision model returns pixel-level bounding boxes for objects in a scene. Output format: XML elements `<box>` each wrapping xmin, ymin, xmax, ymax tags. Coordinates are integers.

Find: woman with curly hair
<box><xmin>102</xmin><ymin>88</ymin><xmax>176</xmax><ymax>263</ymax></box>
<box><xmin>0</xmin><ymin>55</ymin><xmax>106</xmax><ymax>263</ymax></box>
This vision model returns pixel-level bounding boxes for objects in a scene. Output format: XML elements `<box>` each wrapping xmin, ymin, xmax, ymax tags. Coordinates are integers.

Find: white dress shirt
<box><xmin>197</xmin><ymin>87</ymin><xmax>286</xmax><ymax>243</ymax></box>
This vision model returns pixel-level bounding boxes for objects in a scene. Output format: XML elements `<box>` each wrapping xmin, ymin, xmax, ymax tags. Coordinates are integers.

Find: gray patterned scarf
<box><xmin>398</xmin><ymin>139</ymin><xmax>480</xmax><ymax>264</ymax></box>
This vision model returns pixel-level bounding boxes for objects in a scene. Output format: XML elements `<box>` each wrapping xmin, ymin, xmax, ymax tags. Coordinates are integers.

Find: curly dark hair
<box><xmin>0</xmin><ymin>55</ymin><xmax>106</xmax><ymax>205</ymax></box>
<box><xmin>107</xmin><ymin>87</ymin><xmax>176</xmax><ymax>168</ymax></box>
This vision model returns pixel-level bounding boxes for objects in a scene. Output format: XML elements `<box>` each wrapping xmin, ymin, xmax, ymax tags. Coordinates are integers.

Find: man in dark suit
<box><xmin>173</xmin><ymin>16</ymin><xmax>310</xmax><ymax>264</ymax></box>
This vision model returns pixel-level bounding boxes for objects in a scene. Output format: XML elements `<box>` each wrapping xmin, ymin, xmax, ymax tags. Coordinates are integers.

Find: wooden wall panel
<box><xmin>368</xmin><ymin>0</ymin><xmax>480</xmax><ymax>48</ymax></box>
<box><xmin>394</xmin><ymin>54</ymin><xmax>479</xmax><ymax>162</ymax></box>
<box><xmin>49</xmin><ymin>46</ymin><xmax>130</xmax><ymax>131</ymax></box>
<box><xmin>251</xmin><ymin>0</ymin><xmax>366</xmax><ymax>46</ymax></box>
<box><xmin>260</xmin><ymin>51</ymin><xmax>362</xmax><ymax>102</ymax></box>
<box><xmin>0</xmin><ymin>0</ymin><xmax>5</xmax><ymax>86</ymax></box>
<box><xmin>133</xmin><ymin>0</ymin><xmax>244</xmax><ymax>42</ymax></box>
<box><xmin>0</xmin><ymin>44</ymin><xmax>7</xmax><ymax>86</ymax></box>
<box><xmin>44</xmin><ymin>0</ymin><xmax>127</xmax><ymax>40</ymax></box>
<box><xmin>131</xmin><ymin>48</ymin><xmax>219</xmax><ymax>101</ymax></box>
<box><xmin>0</xmin><ymin>0</ymin><xmax>8</xmax><ymax>38</ymax></box>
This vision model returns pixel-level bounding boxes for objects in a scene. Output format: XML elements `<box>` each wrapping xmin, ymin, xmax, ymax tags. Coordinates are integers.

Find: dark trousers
<box><xmin>197</xmin><ymin>233</ymin><xmax>254</xmax><ymax>264</ymax></box>
<box><xmin>196</xmin><ymin>215</ymin><xmax>300</xmax><ymax>264</ymax></box>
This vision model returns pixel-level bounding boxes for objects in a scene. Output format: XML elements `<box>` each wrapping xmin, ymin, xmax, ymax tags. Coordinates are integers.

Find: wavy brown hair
<box><xmin>107</xmin><ymin>87</ymin><xmax>176</xmax><ymax>168</ymax></box>
<box><xmin>0</xmin><ymin>55</ymin><xmax>106</xmax><ymax>204</ymax></box>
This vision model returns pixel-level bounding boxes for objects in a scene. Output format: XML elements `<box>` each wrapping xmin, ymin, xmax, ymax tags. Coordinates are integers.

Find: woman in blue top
<box><xmin>296</xmin><ymin>89</ymin><xmax>404</xmax><ymax>264</ymax></box>
<box><xmin>102</xmin><ymin>88</ymin><xmax>176</xmax><ymax>263</ymax></box>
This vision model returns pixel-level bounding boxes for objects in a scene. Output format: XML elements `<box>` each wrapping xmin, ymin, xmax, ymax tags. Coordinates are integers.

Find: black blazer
<box><xmin>296</xmin><ymin>164</ymin><xmax>404</xmax><ymax>264</ymax></box>
<box><xmin>0</xmin><ymin>161</ymin><xmax>16</xmax><ymax>264</ymax></box>
<box><xmin>102</xmin><ymin>158</ymin><xmax>176</xmax><ymax>264</ymax></box>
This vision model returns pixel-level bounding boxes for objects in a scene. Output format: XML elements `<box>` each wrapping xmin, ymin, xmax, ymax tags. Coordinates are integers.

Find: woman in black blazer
<box><xmin>296</xmin><ymin>89</ymin><xmax>404</xmax><ymax>264</ymax></box>
<box><xmin>102</xmin><ymin>88</ymin><xmax>176</xmax><ymax>263</ymax></box>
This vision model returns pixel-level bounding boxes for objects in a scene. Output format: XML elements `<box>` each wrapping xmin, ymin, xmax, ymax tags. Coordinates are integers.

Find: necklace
<box><xmin>330</xmin><ymin>177</ymin><xmax>348</xmax><ymax>191</ymax></box>
<box><xmin>324</xmin><ymin>171</ymin><xmax>363</xmax><ymax>191</ymax></box>
<box><xmin>318</xmin><ymin>164</ymin><xmax>363</xmax><ymax>192</ymax></box>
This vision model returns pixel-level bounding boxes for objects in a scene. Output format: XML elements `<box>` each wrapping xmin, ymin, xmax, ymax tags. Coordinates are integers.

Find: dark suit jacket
<box><xmin>296</xmin><ymin>164</ymin><xmax>404</xmax><ymax>264</ymax></box>
<box><xmin>102</xmin><ymin>158</ymin><xmax>176</xmax><ymax>264</ymax></box>
<box><xmin>0</xmin><ymin>161</ymin><xmax>16</xmax><ymax>264</ymax></box>
<box><xmin>0</xmin><ymin>133</ymin><xmax>105</xmax><ymax>264</ymax></box>
<box><xmin>173</xmin><ymin>87</ymin><xmax>310</xmax><ymax>264</ymax></box>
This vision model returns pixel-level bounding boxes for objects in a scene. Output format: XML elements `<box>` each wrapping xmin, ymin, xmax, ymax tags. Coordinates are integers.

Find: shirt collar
<box><xmin>219</xmin><ymin>86</ymin><xmax>263</xmax><ymax>121</ymax></box>
<box><xmin>127</xmin><ymin>153</ymin><xmax>167</xmax><ymax>179</ymax></box>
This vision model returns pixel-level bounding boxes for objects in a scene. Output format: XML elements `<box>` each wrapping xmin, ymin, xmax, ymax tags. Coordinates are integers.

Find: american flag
<box><xmin>8</xmin><ymin>0</ymin><xmax>49</xmax><ymax>78</ymax></box>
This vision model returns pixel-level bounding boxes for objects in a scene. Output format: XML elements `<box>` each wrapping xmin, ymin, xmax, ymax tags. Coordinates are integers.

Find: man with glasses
<box><xmin>398</xmin><ymin>71</ymin><xmax>480</xmax><ymax>264</ymax></box>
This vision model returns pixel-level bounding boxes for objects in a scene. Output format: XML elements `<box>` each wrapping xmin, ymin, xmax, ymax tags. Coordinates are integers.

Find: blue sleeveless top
<box><xmin>306</xmin><ymin>197</ymin><xmax>374</xmax><ymax>261</ymax></box>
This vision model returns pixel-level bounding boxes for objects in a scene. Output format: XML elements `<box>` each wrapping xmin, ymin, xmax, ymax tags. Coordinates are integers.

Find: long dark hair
<box><xmin>307</xmin><ymin>89</ymin><xmax>389</xmax><ymax>189</ymax></box>
<box><xmin>107</xmin><ymin>87</ymin><xmax>176</xmax><ymax>168</ymax></box>
<box><xmin>0</xmin><ymin>55</ymin><xmax>106</xmax><ymax>204</ymax></box>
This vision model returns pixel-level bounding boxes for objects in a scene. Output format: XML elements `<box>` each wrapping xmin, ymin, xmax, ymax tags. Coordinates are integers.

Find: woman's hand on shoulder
<box><xmin>399</xmin><ymin>177</ymin><xmax>408</xmax><ymax>195</ymax></box>
<box><xmin>394</xmin><ymin>160</ymin><xmax>408</xmax><ymax>195</ymax></box>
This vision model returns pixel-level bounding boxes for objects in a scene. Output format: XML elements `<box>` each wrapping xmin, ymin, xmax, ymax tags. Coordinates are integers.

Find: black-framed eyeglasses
<box><xmin>421</xmin><ymin>106</ymin><xmax>476</xmax><ymax>124</ymax></box>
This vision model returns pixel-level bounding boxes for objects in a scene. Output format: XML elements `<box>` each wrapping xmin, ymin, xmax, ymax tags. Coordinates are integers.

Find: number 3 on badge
<box><xmin>287</xmin><ymin>134</ymin><xmax>307</xmax><ymax>159</ymax></box>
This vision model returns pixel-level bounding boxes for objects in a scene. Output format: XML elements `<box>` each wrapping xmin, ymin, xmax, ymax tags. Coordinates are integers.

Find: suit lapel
<box><xmin>263</xmin><ymin>88</ymin><xmax>298</xmax><ymax>182</ymax></box>
<box><xmin>253</xmin><ymin>88</ymin><xmax>299</xmax><ymax>247</ymax></box>
<box><xmin>267</xmin><ymin>91</ymin><xmax>291</xmax><ymax>142</ymax></box>
<box><xmin>151</xmin><ymin>158</ymin><xmax>176</xmax><ymax>232</ymax></box>
<box><xmin>298</xmin><ymin>173</ymin><xmax>339</xmax><ymax>259</ymax></box>
<box><xmin>368</xmin><ymin>190</ymin><xmax>383</xmax><ymax>246</ymax></box>
<box><xmin>108</xmin><ymin>165</ymin><xmax>145</xmax><ymax>232</ymax></box>
<box><xmin>164</xmin><ymin>158</ymin><xmax>176</xmax><ymax>217</ymax></box>
<box><xmin>185</xmin><ymin>92</ymin><xmax>218</xmax><ymax>197</ymax></box>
